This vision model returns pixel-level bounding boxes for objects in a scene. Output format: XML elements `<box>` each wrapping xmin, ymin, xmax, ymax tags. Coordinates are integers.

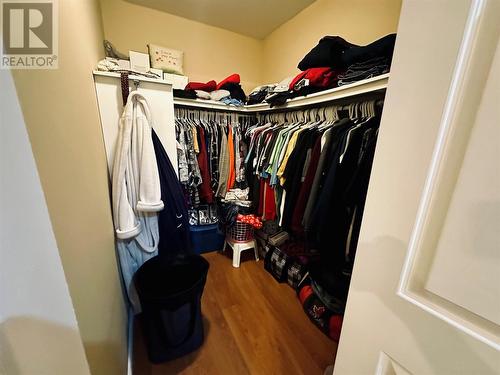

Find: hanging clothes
<box><xmin>196</xmin><ymin>126</ymin><xmax>214</xmax><ymax>203</ymax></box>
<box><xmin>152</xmin><ymin>129</ymin><xmax>192</xmax><ymax>262</ymax></box>
<box><xmin>175</xmin><ymin>109</ymin><xmax>254</xmax><ymax>206</ymax></box>
<box><xmin>216</xmin><ymin>128</ymin><xmax>229</xmax><ymax>197</ymax></box>
<box><xmin>244</xmin><ymin>102</ymin><xmax>382</xmax><ymax>312</ymax></box>
<box><xmin>111</xmin><ymin>91</ymin><xmax>164</xmax><ymax>312</ymax></box>
<box><xmin>291</xmin><ymin>135</ymin><xmax>322</xmax><ymax>234</ymax></box>
<box><xmin>226</xmin><ymin>126</ymin><xmax>236</xmax><ymax>191</ymax></box>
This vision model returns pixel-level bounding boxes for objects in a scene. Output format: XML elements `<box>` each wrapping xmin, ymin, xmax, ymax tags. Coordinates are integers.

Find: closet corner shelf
<box><xmin>92</xmin><ymin>70</ymin><xmax>174</xmax><ymax>86</ymax></box>
<box><xmin>174</xmin><ymin>73</ymin><xmax>389</xmax><ymax>113</ymax></box>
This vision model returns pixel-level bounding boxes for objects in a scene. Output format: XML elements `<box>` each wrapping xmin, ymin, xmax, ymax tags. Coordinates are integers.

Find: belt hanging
<box><xmin>120</xmin><ymin>71</ymin><xmax>129</xmax><ymax>106</ymax></box>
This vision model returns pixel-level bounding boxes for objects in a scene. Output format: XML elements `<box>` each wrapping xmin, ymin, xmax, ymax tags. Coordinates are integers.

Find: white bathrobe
<box><xmin>112</xmin><ymin>91</ymin><xmax>164</xmax><ymax>239</ymax></box>
<box><xmin>112</xmin><ymin>91</ymin><xmax>164</xmax><ymax>312</ymax></box>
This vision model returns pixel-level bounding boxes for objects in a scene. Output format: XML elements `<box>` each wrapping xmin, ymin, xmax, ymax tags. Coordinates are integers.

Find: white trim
<box><xmin>375</xmin><ymin>351</ymin><xmax>412</xmax><ymax>375</ymax></box>
<box><xmin>397</xmin><ymin>0</ymin><xmax>499</xmax><ymax>351</ymax></box>
<box><xmin>93</xmin><ymin>70</ymin><xmax>174</xmax><ymax>86</ymax></box>
<box><xmin>397</xmin><ymin>291</ymin><xmax>499</xmax><ymax>351</ymax></box>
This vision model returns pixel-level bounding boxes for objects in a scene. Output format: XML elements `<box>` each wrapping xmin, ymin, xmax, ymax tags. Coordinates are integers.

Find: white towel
<box><xmin>112</xmin><ymin>91</ymin><xmax>164</xmax><ymax>240</ymax></box>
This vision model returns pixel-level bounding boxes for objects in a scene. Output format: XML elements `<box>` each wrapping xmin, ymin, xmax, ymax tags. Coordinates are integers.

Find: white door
<box><xmin>334</xmin><ymin>0</ymin><xmax>500</xmax><ymax>374</ymax></box>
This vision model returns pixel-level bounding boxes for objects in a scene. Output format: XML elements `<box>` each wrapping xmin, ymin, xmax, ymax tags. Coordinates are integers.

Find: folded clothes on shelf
<box><xmin>210</xmin><ymin>89</ymin><xmax>231</xmax><ymax>101</ymax></box>
<box><xmin>247</xmin><ymin>84</ymin><xmax>277</xmax><ymax>105</ymax></box>
<box><xmin>173</xmin><ymin>88</ymin><xmax>197</xmax><ymax>99</ymax></box>
<box><xmin>177</xmin><ymin>74</ymin><xmax>247</xmax><ymax>104</ymax></box>
<box><xmin>290</xmin><ymin>67</ymin><xmax>340</xmax><ymax>92</ymax></box>
<box><xmin>186</xmin><ymin>80</ymin><xmax>217</xmax><ymax>92</ymax></box>
<box><xmin>337</xmin><ymin>56</ymin><xmax>390</xmax><ymax>86</ymax></box>
<box><xmin>298</xmin><ymin>33</ymin><xmax>396</xmax><ymax>71</ymax></box>
<box><xmin>298</xmin><ymin>35</ymin><xmax>357</xmax><ymax>70</ymax></box>
<box><xmin>195</xmin><ymin>90</ymin><xmax>211</xmax><ymax>99</ymax></box>
<box><xmin>221</xmin><ymin>97</ymin><xmax>244</xmax><ymax>106</ymax></box>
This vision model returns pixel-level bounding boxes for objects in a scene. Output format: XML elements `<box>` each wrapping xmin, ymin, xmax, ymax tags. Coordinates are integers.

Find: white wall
<box><xmin>11</xmin><ymin>2</ymin><xmax>129</xmax><ymax>373</ymax></box>
<box><xmin>0</xmin><ymin>70</ymin><xmax>90</xmax><ymax>375</ymax></box>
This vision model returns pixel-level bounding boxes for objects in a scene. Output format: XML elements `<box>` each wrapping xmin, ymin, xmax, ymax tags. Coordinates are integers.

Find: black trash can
<box><xmin>134</xmin><ymin>255</ymin><xmax>209</xmax><ymax>363</ymax></box>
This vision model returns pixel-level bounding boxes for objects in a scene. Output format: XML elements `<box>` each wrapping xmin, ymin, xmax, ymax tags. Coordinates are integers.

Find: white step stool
<box><xmin>222</xmin><ymin>238</ymin><xmax>259</xmax><ymax>268</ymax></box>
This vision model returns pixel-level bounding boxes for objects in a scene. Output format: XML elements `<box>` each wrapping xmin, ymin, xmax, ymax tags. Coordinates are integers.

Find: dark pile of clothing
<box><xmin>247</xmin><ymin>33</ymin><xmax>396</xmax><ymax>106</ymax></box>
<box><xmin>247</xmin><ymin>84</ymin><xmax>277</xmax><ymax>105</ymax></box>
<box><xmin>173</xmin><ymin>74</ymin><xmax>247</xmax><ymax>106</ymax></box>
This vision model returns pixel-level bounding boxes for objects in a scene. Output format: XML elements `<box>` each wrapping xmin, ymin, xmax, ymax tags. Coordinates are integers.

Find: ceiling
<box><xmin>126</xmin><ymin>0</ymin><xmax>316</xmax><ymax>39</ymax></box>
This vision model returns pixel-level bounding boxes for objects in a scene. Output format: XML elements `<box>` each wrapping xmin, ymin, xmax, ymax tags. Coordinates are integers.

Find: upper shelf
<box><xmin>174</xmin><ymin>73</ymin><xmax>389</xmax><ymax>113</ymax></box>
<box><xmin>92</xmin><ymin>71</ymin><xmax>389</xmax><ymax>112</ymax></box>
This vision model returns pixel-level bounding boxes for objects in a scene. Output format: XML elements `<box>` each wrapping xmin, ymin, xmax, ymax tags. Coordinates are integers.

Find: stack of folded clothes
<box><xmin>217</xmin><ymin>73</ymin><xmax>246</xmax><ymax>105</ymax></box>
<box><xmin>298</xmin><ymin>33</ymin><xmax>396</xmax><ymax>71</ymax></box>
<box><xmin>247</xmin><ymin>84</ymin><xmax>277</xmax><ymax>105</ymax></box>
<box><xmin>173</xmin><ymin>34</ymin><xmax>396</xmax><ymax>107</ymax></box>
<box><xmin>264</xmin><ymin>77</ymin><xmax>294</xmax><ymax>107</ymax></box>
<box><xmin>263</xmin><ymin>33</ymin><xmax>396</xmax><ymax>107</ymax></box>
<box><xmin>173</xmin><ymin>74</ymin><xmax>247</xmax><ymax>106</ymax></box>
<box><xmin>337</xmin><ymin>56</ymin><xmax>390</xmax><ymax>86</ymax></box>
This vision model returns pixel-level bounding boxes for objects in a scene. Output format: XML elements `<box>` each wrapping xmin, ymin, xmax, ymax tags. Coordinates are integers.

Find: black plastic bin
<box><xmin>134</xmin><ymin>255</ymin><xmax>209</xmax><ymax>363</ymax></box>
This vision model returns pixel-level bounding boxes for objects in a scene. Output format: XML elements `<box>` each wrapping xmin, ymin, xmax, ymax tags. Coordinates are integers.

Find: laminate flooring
<box><xmin>133</xmin><ymin>251</ymin><xmax>337</xmax><ymax>374</ymax></box>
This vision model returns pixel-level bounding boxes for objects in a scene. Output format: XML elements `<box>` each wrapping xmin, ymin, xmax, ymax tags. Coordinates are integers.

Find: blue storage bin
<box><xmin>189</xmin><ymin>224</ymin><xmax>225</xmax><ymax>254</ymax></box>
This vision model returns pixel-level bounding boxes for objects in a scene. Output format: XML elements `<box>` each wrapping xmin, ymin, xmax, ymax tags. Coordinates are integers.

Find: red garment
<box><xmin>185</xmin><ymin>80</ymin><xmax>217</xmax><ymax>92</ymax></box>
<box><xmin>226</xmin><ymin>127</ymin><xmax>236</xmax><ymax>190</ymax></box>
<box><xmin>289</xmin><ymin>67</ymin><xmax>338</xmax><ymax>91</ymax></box>
<box><xmin>329</xmin><ymin>315</ymin><xmax>343</xmax><ymax>342</ymax></box>
<box><xmin>237</xmin><ymin>214</ymin><xmax>263</xmax><ymax>229</ymax></box>
<box><xmin>257</xmin><ymin>178</ymin><xmax>265</xmax><ymax>217</ymax></box>
<box><xmin>263</xmin><ymin>178</ymin><xmax>277</xmax><ymax>221</ymax></box>
<box><xmin>299</xmin><ymin>285</ymin><xmax>314</xmax><ymax>304</ymax></box>
<box><xmin>216</xmin><ymin>73</ymin><xmax>240</xmax><ymax>90</ymax></box>
<box><xmin>291</xmin><ymin>136</ymin><xmax>322</xmax><ymax>234</ymax></box>
<box><xmin>196</xmin><ymin>127</ymin><xmax>214</xmax><ymax>203</ymax></box>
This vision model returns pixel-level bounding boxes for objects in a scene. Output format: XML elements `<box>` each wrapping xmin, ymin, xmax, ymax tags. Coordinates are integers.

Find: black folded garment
<box><xmin>337</xmin><ymin>56</ymin><xmax>390</xmax><ymax>86</ymax></box>
<box><xmin>265</xmin><ymin>91</ymin><xmax>292</xmax><ymax>107</ymax></box>
<box><xmin>219</xmin><ymin>82</ymin><xmax>247</xmax><ymax>103</ymax></box>
<box><xmin>247</xmin><ymin>90</ymin><xmax>268</xmax><ymax>105</ymax></box>
<box><xmin>298</xmin><ymin>36</ymin><xmax>357</xmax><ymax>71</ymax></box>
<box><xmin>173</xmin><ymin>89</ymin><xmax>197</xmax><ymax>99</ymax></box>
<box><xmin>265</xmin><ymin>86</ymin><xmax>323</xmax><ymax>108</ymax></box>
<box><xmin>340</xmin><ymin>33</ymin><xmax>396</xmax><ymax>67</ymax></box>
<box><xmin>298</xmin><ymin>33</ymin><xmax>396</xmax><ymax>71</ymax></box>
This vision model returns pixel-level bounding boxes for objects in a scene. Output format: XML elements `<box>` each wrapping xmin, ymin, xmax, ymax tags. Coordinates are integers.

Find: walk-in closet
<box><xmin>3</xmin><ymin>1</ymin><xmax>499</xmax><ymax>374</ymax></box>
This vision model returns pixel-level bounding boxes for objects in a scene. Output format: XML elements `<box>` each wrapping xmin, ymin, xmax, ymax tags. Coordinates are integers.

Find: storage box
<box><xmin>164</xmin><ymin>72</ymin><xmax>188</xmax><ymax>90</ymax></box>
<box><xmin>189</xmin><ymin>224</ymin><xmax>224</xmax><ymax>254</ymax></box>
<box><xmin>129</xmin><ymin>50</ymin><xmax>150</xmax><ymax>73</ymax></box>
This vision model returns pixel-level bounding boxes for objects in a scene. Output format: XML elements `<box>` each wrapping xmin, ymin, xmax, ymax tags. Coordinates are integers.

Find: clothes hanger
<box><xmin>340</xmin><ymin>100</ymin><xmax>373</xmax><ymax>163</ymax></box>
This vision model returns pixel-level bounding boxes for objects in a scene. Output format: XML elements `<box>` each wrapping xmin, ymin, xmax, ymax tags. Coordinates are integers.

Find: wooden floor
<box><xmin>133</xmin><ymin>251</ymin><xmax>337</xmax><ymax>375</ymax></box>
